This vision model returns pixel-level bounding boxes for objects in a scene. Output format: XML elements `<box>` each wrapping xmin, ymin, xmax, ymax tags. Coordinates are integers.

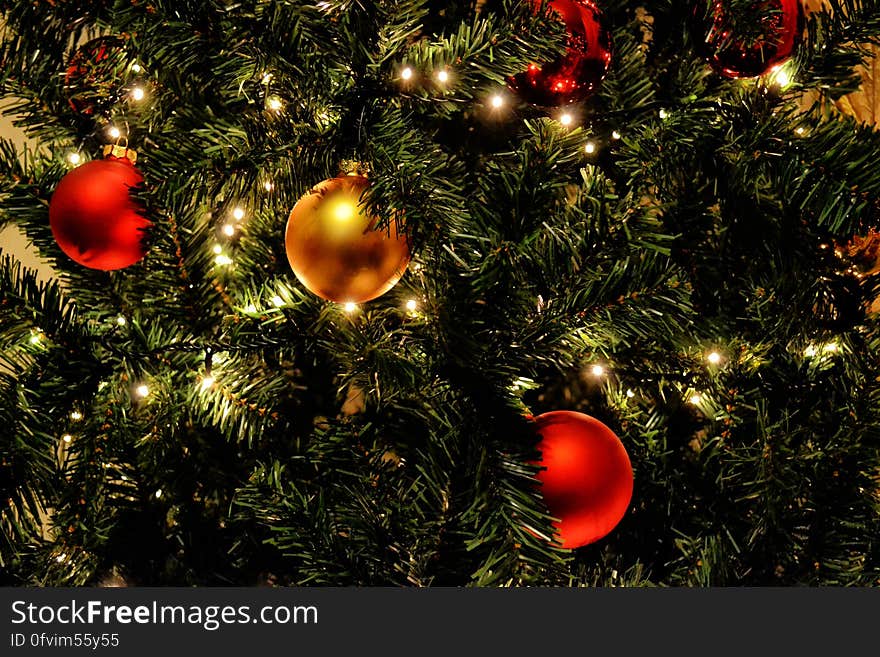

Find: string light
<box><xmin>263</xmin><ymin>181</ymin><xmax>274</xmax><ymax>192</ymax></box>
<box><xmin>343</xmin><ymin>302</ymin><xmax>357</xmax><ymax>313</ymax></box>
<box><xmin>823</xmin><ymin>342</ymin><xmax>839</xmax><ymax>353</ymax></box>
<box><xmin>222</xmin><ymin>224</ymin><xmax>236</xmax><ymax>236</ymax></box>
<box><xmin>135</xmin><ymin>384</ymin><xmax>150</xmax><ymax>399</ymax></box>
<box><xmin>267</xmin><ymin>96</ymin><xmax>283</xmax><ymax>111</ymax></box>
<box><xmin>590</xmin><ymin>364</ymin><xmax>605</xmax><ymax>377</ymax></box>
<box><xmin>200</xmin><ymin>376</ymin><xmax>215</xmax><ymax>392</ymax></box>
<box><xmin>212</xmin><ymin>244</ymin><xmax>223</xmax><ymax>254</ymax></box>
<box><xmin>584</xmin><ymin>141</ymin><xmax>597</xmax><ymax>155</ymax></box>
<box><xmin>559</xmin><ymin>113</ymin><xmax>574</xmax><ymax>127</ymax></box>
<box><xmin>56</xmin><ymin>553</ymin><xmax>66</xmax><ymax>563</ymax></box>
<box><xmin>795</xmin><ymin>126</ymin><xmax>807</xmax><ymax>136</ymax></box>
<box><xmin>62</xmin><ymin>434</ymin><xmax>72</xmax><ymax>443</ymax></box>
<box><xmin>130</xmin><ymin>86</ymin><xmax>145</xmax><ymax>101</ymax></box>
<box><xmin>131</xmin><ymin>63</ymin><xmax>142</xmax><ymax>73</ymax></box>
<box><xmin>659</xmin><ymin>108</ymin><xmax>669</xmax><ymax>120</ymax></box>
<box><xmin>154</xmin><ymin>489</ymin><xmax>163</xmax><ymax>499</ymax></box>
<box><xmin>244</xmin><ymin>304</ymin><xmax>257</xmax><ymax>314</ymax></box>
<box><xmin>626</xmin><ymin>389</ymin><xmax>635</xmax><ymax>398</ymax></box>
<box><xmin>707</xmin><ymin>351</ymin><xmax>722</xmax><ymax>365</ymax></box>
<box><xmin>612</xmin><ymin>130</ymin><xmax>622</xmax><ymax>140</ymax></box>
<box><xmin>67</xmin><ymin>152</ymin><xmax>81</xmax><ymax>165</ymax></box>
<box><xmin>232</xmin><ymin>207</ymin><xmax>246</xmax><ymax>221</ymax></box>
<box><xmin>271</xmin><ymin>295</ymin><xmax>285</xmax><ymax>307</ymax></box>
<box><xmin>400</xmin><ymin>67</ymin><xmax>413</xmax><ymax>81</ymax></box>
<box><xmin>435</xmin><ymin>69</ymin><xmax>449</xmax><ymax>84</ymax></box>
<box><xmin>107</xmin><ymin>125</ymin><xmax>121</xmax><ymax>139</ymax></box>
<box><xmin>116</xmin><ymin>316</ymin><xmax>127</xmax><ymax>326</ymax></box>
<box><xmin>689</xmin><ymin>393</ymin><xmax>702</xmax><ymax>405</ymax></box>
<box><xmin>490</xmin><ymin>94</ymin><xmax>504</xmax><ymax>109</ymax></box>
<box><xmin>70</xmin><ymin>411</ymin><xmax>83</xmax><ymax>421</ymax></box>
<box><xmin>29</xmin><ymin>331</ymin><xmax>42</xmax><ymax>344</ymax></box>
<box><xmin>405</xmin><ymin>299</ymin><xmax>418</xmax><ymax>312</ymax></box>
<box><xmin>261</xmin><ymin>72</ymin><xmax>273</xmax><ymax>84</ymax></box>
<box><xmin>214</xmin><ymin>254</ymin><xmax>233</xmax><ymax>266</ymax></box>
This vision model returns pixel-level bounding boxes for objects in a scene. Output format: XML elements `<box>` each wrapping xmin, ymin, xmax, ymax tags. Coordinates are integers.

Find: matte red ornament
<box><xmin>508</xmin><ymin>0</ymin><xmax>612</xmax><ymax>106</ymax></box>
<box><xmin>49</xmin><ymin>147</ymin><xmax>150</xmax><ymax>271</ymax></box>
<box><xmin>694</xmin><ymin>0</ymin><xmax>804</xmax><ymax>79</ymax></box>
<box><xmin>532</xmin><ymin>410</ymin><xmax>633</xmax><ymax>548</ymax></box>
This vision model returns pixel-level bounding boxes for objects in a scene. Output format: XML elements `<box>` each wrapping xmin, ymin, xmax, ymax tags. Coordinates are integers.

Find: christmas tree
<box><xmin>1</xmin><ymin>0</ymin><xmax>879</xmax><ymax>587</ymax></box>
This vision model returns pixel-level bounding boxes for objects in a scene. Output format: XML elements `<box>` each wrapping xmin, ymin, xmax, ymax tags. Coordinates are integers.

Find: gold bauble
<box><xmin>284</xmin><ymin>175</ymin><xmax>410</xmax><ymax>303</ymax></box>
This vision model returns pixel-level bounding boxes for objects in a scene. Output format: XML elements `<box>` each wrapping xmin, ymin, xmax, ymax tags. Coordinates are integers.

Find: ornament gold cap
<box><xmin>338</xmin><ymin>159</ymin><xmax>370</xmax><ymax>177</ymax></box>
<box><xmin>103</xmin><ymin>144</ymin><xmax>137</xmax><ymax>165</ymax></box>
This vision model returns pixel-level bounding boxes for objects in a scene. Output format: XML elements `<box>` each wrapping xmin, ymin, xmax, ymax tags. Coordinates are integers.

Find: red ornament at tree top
<box><xmin>531</xmin><ymin>410</ymin><xmax>633</xmax><ymax>549</ymax></box>
<box><xmin>508</xmin><ymin>0</ymin><xmax>612</xmax><ymax>107</ymax></box>
<box><xmin>49</xmin><ymin>145</ymin><xmax>150</xmax><ymax>271</ymax></box>
<box><xmin>694</xmin><ymin>0</ymin><xmax>804</xmax><ymax>79</ymax></box>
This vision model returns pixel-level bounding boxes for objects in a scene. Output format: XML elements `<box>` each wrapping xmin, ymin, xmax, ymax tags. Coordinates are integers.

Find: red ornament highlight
<box><xmin>49</xmin><ymin>148</ymin><xmax>150</xmax><ymax>271</ymax></box>
<box><xmin>508</xmin><ymin>0</ymin><xmax>612</xmax><ymax>106</ymax></box>
<box><xmin>532</xmin><ymin>410</ymin><xmax>633</xmax><ymax>549</ymax></box>
<box><xmin>694</xmin><ymin>0</ymin><xmax>804</xmax><ymax>79</ymax></box>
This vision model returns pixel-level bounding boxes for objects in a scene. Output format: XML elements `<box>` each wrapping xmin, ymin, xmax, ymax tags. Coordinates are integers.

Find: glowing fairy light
<box><xmin>67</xmin><ymin>152</ymin><xmax>81</xmax><ymax>165</ymax></box>
<box><xmin>559</xmin><ymin>113</ymin><xmax>573</xmax><ymax>127</ymax></box>
<box><xmin>626</xmin><ymin>389</ymin><xmax>635</xmax><ymax>398</ymax></box>
<box><xmin>405</xmin><ymin>299</ymin><xmax>418</xmax><ymax>312</ymax></box>
<box><xmin>612</xmin><ymin>130</ymin><xmax>622</xmax><ymax>140</ymax></box>
<box><xmin>490</xmin><ymin>94</ymin><xmax>504</xmax><ymax>109</ymax></box>
<box><xmin>689</xmin><ymin>393</ymin><xmax>703</xmax><ymax>405</ymax></box>
<box><xmin>400</xmin><ymin>67</ymin><xmax>413</xmax><ymax>81</ymax></box>
<box><xmin>263</xmin><ymin>181</ymin><xmax>274</xmax><ymax>192</ymax></box>
<box><xmin>435</xmin><ymin>69</ymin><xmax>449</xmax><ymax>84</ymax></box>
<box><xmin>200</xmin><ymin>376</ymin><xmax>215</xmax><ymax>392</ymax></box>
<box><xmin>116</xmin><ymin>316</ymin><xmax>127</xmax><ymax>326</ymax></box>
<box><xmin>707</xmin><ymin>351</ymin><xmax>722</xmax><ymax>365</ymax></box>
<box><xmin>130</xmin><ymin>86</ymin><xmax>145</xmax><ymax>101</ymax></box>
<box><xmin>244</xmin><ymin>304</ymin><xmax>257</xmax><ymax>314</ymax></box>
<box><xmin>70</xmin><ymin>411</ymin><xmax>83</xmax><ymax>421</ymax></box>
<box><xmin>584</xmin><ymin>141</ymin><xmax>597</xmax><ymax>154</ymax></box>
<box><xmin>214</xmin><ymin>254</ymin><xmax>233</xmax><ymax>266</ymax></box>
<box><xmin>212</xmin><ymin>244</ymin><xmax>223</xmax><ymax>254</ymax></box>
<box><xmin>222</xmin><ymin>224</ymin><xmax>236</xmax><ymax>236</ymax></box>
<box><xmin>343</xmin><ymin>302</ymin><xmax>357</xmax><ymax>313</ymax></box>
<box><xmin>590</xmin><ymin>364</ymin><xmax>605</xmax><ymax>377</ymax></box>
<box><xmin>62</xmin><ymin>434</ymin><xmax>72</xmax><ymax>443</ymax></box>
<box><xmin>107</xmin><ymin>125</ymin><xmax>121</xmax><ymax>139</ymax></box>
<box><xmin>131</xmin><ymin>63</ymin><xmax>142</xmax><ymax>73</ymax></box>
<box><xmin>135</xmin><ymin>384</ymin><xmax>150</xmax><ymax>399</ymax></box>
<box><xmin>659</xmin><ymin>109</ymin><xmax>669</xmax><ymax>120</ymax></box>
<box><xmin>232</xmin><ymin>207</ymin><xmax>246</xmax><ymax>221</ymax></box>
<box><xmin>267</xmin><ymin>96</ymin><xmax>283</xmax><ymax>111</ymax></box>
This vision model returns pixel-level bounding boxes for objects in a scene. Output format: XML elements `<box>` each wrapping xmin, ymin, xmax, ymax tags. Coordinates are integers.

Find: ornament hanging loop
<box><xmin>103</xmin><ymin>134</ymin><xmax>137</xmax><ymax>165</ymax></box>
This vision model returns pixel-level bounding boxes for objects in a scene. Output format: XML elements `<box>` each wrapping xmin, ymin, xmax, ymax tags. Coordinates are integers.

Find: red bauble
<box><xmin>532</xmin><ymin>411</ymin><xmax>633</xmax><ymax>549</ymax></box>
<box><xmin>508</xmin><ymin>0</ymin><xmax>612</xmax><ymax>106</ymax></box>
<box><xmin>64</xmin><ymin>36</ymin><xmax>132</xmax><ymax>116</ymax></box>
<box><xmin>694</xmin><ymin>0</ymin><xmax>804</xmax><ymax>79</ymax></box>
<box><xmin>49</xmin><ymin>148</ymin><xmax>150</xmax><ymax>271</ymax></box>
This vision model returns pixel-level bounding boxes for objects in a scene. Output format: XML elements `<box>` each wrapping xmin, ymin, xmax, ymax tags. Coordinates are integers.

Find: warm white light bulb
<box><xmin>222</xmin><ymin>224</ymin><xmax>236</xmax><ymax>237</ymax></box>
<box><xmin>707</xmin><ymin>351</ymin><xmax>722</xmax><ymax>365</ymax></box>
<box><xmin>200</xmin><ymin>376</ymin><xmax>215</xmax><ymax>392</ymax></box>
<box><xmin>214</xmin><ymin>254</ymin><xmax>233</xmax><ymax>266</ymax></box>
<box><xmin>67</xmin><ymin>152</ymin><xmax>81</xmax><ymax>165</ymax></box>
<box><xmin>591</xmin><ymin>364</ymin><xmax>605</xmax><ymax>377</ymax></box>
<box><xmin>490</xmin><ymin>94</ymin><xmax>504</xmax><ymax>109</ymax></box>
<box><xmin>559</xmin><ymin>113</ymin><xmax>573</xmax><ymax>127</ymax></box>
<box><xmin>135</xmin><ymin>384</ymin><xmax>150</xmax><ymax>398</ymax></box>
<box><xmin>62</xmin><ymin>434</ymin><xmax>72</xmax><ymax>443</ymax></box>
<box><xmin>405</xmin><ymin>299</ymin><xmax>418</xmax><ymax>312</ymax></box>
<box><xmin>774</xmin><ymin>68</ymin><xmax>791</xmax><ymax>88</ymax></box>
<box><xmin>212</xmin><ymin>244</ymin><xmax>223</xmax><ymax>254</ymax></box>
<box><xmin>155</xmin><ymin>489</ymin><xmax>163</xmax><ymax>499</ymax></box>
<box><xmin>689</xmin><ymin>393</ymin><xmax>702</xmax><ymax>405</ymax></box>
<box><xmin>70</xmin><ymin>411</ymin><xmax>83</xmax><ymax>421</ymax></box>
<box><xmin>343</xmin><ymin>302</ymin><xmax>357</xmax><ymax>313</ymax></box>
<box><xmin>626</xmin><ymin>389</ymin><xmax>635</xmax><ymax>398</ymax></box>
<box><xmin>107</xmin><ymin>125</ymin><xmax>121</xmax><ymax>139</ymax></box>
<box><xmin>232</xmin><ymin>207</ymin><xmax>245</xmax><ymax>221</ymax></box>
<box><xmin>400</xmin><ymin>67</ymin><xmax>413</xmax><ymax>81</ymax></box>
<box><xmin>131</xmin><ymin>63</ymin><xmax>142</xmax><ymax>73</ymax></box>
<box><xmin>584</xmin><ymin>141</ymin><xmax>596</xmax><ymax>154</ymax></box>
<box><xmin>263</xmin><ymin>181</ymin><xmax>274</xmax><ymax>192</ymax></box>
<box><xmin>267</xmin><ymin>96</ymin><xmax>283</xmax><ymax>111</ymax></box>
<box><xmin>116</xmin><ymin>316</ymin><xmax>127</xmax><ymax>326</ymax></box>
<box><xmin>823</xmin><ymin>342</ymin><xmax>839</xmax><ymax>353</ymax></box>
<box><xmin>436</xmin><ymin>69</ymin><xmax>449</xmax><ymax>83</ymax></box>
<box><xmin>659</xmin><ymin>109</ymin><xmax>669</xmax><ymax>120</ymax></box>
<box><xmin>29</xmin><ymin>333</ymin><xmax>42</xmax><ymax>344</ymax></box>
<box><xmin>612</xmin><ymin>130</ymin><xmax>622</xmax><ymax>140</ymax></box>
<box><xmin>131</xmin><ymin>86</ymin><xmax>145</xmax><ymax>101</ymax></box>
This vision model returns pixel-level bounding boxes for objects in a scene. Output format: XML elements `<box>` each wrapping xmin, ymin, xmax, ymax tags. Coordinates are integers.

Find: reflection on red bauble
<box><xmin>694</xmin><ymin>0</ymin><xmax>804</xmax><ymax>78</ymax></box>
<box><xmin>49</xmin><ymin>148</ymin><xmax>150</xmax><ymax>271</ymax></box>
<box><xmin>508</xmin><ymin>0</ymin><xmax>612</xmax><ymax>106</ymax></box>
<box><xmin>532</xmin><ymin>411</ymin><xmax>633</xmax><ymax>549</ymax></box>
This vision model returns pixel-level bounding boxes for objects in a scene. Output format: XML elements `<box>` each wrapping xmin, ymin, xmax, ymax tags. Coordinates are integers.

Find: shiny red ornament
<box><xmin>508</xmin><ymin>0</ymin><xmax>612</xmax><ymax>106</ymax></box>
<box><xmin>49</xmin><ymin>147</ymin><xmax>150</xmax><ymax>271</ymax></box>
<box><xmin>532</xmin><ymin>411</ymin><xmax>633</xmax><ymax>549</ymax></box>
<box><xmin>64</xmin><ymin>36</ymin><xmax>132</xmax><ymax>116</ymax></box>
<box><xmin>694</xmin><ymin>0</ymin><xmax>804</xmax><ymax>79</ymax></box>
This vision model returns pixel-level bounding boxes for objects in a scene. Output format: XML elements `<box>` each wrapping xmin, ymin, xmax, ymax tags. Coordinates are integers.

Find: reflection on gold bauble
<box><xmin>284</xmin><ymin>175</ymin><xmax>410</xmax><ymax>303</ymax></box>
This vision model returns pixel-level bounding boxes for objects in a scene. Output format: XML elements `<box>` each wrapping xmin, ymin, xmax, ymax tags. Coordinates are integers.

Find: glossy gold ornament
<box><xmin>284</xmin><ymin>175</ymin><xmax>410</xmax><ymax>303</ymax></box>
